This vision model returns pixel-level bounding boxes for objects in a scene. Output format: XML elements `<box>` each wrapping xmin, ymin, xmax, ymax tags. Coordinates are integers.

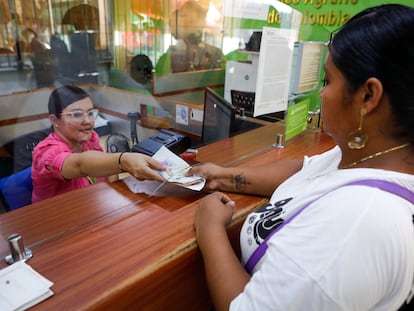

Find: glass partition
<box><xmin>0</xmin><ymin>0</ymin><xmax>332</xmax><ymax>262</ymax></box>
<box><xmin>0</xmin><ymin>0</ymin><xmax>113</xmax><ymax>93</ymax></box>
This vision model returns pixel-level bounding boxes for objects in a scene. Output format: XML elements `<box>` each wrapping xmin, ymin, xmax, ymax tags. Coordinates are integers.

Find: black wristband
<box><xmin>118</xmin><ymin>152</ymin><xmax>125</xmax><ymax>172</ymax></box>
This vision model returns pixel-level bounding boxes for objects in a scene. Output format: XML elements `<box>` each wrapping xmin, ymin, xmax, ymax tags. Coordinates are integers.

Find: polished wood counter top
<box><xmin>0</xmin><ymin>124</ymin><xmax>334</xmax><ymax>310</ymax></box>
<box><xmin>196</xmin><ymin>123</ymin><xmax>333</xmax><ymax>167</ymax></box>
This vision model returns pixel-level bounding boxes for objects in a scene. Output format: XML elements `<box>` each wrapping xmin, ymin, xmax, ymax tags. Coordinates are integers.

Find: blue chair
<box><xmin>0</xmin><ymin>166</ymin><xmax>33</xmax><ymax>211</ymax></box>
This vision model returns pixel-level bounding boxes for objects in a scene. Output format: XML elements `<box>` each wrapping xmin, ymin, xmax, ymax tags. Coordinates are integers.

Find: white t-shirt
<box><xmin>231</xmin><ymin>146</ymin><xmax>414</xmax><ymax>311</ymax></box>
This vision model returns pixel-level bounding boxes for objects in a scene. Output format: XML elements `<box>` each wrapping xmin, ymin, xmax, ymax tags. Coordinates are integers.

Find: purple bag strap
<box><xmin>244</xmin><ymin>179</ymin><xmax>414</xmax><ymax>274</ymax></box>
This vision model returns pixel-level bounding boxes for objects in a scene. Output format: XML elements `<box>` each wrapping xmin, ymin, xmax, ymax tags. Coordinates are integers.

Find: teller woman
<box><xmin>32</xmin><ymin>85</ymin><xmax>165</xmax><ymax>203</ymax></box>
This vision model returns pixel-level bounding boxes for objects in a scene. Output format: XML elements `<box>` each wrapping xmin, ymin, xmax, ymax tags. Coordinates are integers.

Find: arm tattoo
<box><xmin>233</xmin><ymin>172</ymin><xmax>247</xmax><ymax>192</ymax></box>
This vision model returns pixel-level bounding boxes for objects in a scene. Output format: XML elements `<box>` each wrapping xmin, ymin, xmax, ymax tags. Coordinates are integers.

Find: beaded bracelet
<box><xmin>118</xmin><ymin>152</ymin><xmax>125</xmax><ymax>172</ymax></box>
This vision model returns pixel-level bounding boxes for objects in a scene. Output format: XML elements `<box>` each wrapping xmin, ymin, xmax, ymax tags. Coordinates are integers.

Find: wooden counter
<box><xmin>0</xmin><ymin>124</ymin><xmax>334</xmax><ymax>310</ymax></box>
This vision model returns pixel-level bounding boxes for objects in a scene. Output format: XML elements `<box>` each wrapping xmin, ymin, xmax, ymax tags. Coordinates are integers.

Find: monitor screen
<box><xmin>202</xmin><ymin>87</ymin><xmax>236</xmax><ymax>145</ymax></box>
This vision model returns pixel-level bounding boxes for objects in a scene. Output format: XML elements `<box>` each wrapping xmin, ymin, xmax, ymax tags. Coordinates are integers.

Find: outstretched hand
<box><xmin>187</xmin><ymin>163</ymin><xmax>224</xmax><ymax>191</ymax></box>
<box><xmin>122</xmin><ymin>153</ymin><xmax>166</xmax><ymax>182</ymax></box>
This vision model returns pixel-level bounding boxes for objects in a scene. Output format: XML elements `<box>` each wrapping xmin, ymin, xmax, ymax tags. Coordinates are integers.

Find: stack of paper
<box><xmin>0</xmin><ymin>261</ymin><xmax>54</xmax><ymax>311</ymax></box>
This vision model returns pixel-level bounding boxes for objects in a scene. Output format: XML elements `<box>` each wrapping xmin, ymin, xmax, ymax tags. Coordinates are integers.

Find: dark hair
<box><xmin>329</xmin><ymin>4</ymin><xmax>414</xmax><ymax>145</ymax></box>
<box><xmin>48</xmin><ymin>85</ymin><xmax>90</xmax><ymax>117</ymax></box>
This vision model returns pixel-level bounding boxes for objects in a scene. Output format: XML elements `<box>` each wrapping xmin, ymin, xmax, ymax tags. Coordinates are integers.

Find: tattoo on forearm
<box><xmin>233</xmin><ymin>172</ymin><xmax>247</xmax><ymax>192</ymax></box>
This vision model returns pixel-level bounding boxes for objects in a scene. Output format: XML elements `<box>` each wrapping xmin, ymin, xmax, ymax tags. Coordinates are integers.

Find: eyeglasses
<box><xmin>60</xmin><ymin>109</ymin><xmax>99</xmax><ymax>120</ymax></box>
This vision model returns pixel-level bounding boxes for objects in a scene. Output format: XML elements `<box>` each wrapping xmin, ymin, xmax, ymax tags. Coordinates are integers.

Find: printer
<box><xmin>131</xmin><ymin>129</ymin><xmax>191</xmax><ymax>156</ymax></box>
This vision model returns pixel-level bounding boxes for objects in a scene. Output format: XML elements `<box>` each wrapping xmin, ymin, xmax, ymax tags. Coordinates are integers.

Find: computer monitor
<box><xmin>201</xmin><ymin>87</ymin><xmax>263</xmax><ymax>145</ymax></box>
<box><xmin>202</xmin><ymin>87</ymin><xmax>236</xmax><ymax>145</ymax></box>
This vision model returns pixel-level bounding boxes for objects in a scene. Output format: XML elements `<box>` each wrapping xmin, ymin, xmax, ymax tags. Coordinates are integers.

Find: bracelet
<box><xmin>118</xmin><ymin>152</ymin><xmax>125</xmax><ymax>172</ymax></box>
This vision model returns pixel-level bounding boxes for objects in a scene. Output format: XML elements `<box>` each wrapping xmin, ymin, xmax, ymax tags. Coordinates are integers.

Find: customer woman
<box><xmin>190</xmin><ymin>4</ymin><xmax>414</xmax><ymax>311</ymax></box>
<box><xmin>32</xmin><ymin>85</ymin><xmax>165</xmax><ymax>203</ymax></box>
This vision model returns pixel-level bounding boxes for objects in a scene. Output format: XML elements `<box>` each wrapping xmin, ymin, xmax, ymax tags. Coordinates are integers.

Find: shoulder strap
<box><xmin>244</xmin><ymin>179</ymin><xmax>414</xmax><ymax>274</ymax></box>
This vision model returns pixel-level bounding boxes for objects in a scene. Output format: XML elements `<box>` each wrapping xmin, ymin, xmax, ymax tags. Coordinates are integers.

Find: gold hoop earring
<box><xmin>348</xmin><ymin>108</ymin><xmax>368</xmax><ymax>149</ymax></box>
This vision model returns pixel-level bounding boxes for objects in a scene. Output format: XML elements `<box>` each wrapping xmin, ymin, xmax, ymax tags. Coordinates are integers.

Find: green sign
<box><xmin>285</xmin><ymin>98</ymin><xmax>310</xmax><ymax>140</ymax></box>
<box><xmin>278</xmin><ymin>0</ymin><xmax>414</xmax><ymax>32</ymax></box>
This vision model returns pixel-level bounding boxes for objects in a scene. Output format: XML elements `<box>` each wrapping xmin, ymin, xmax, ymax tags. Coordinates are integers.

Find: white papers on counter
<box><xmin>0</xmin><ymin>261</ymin><xmax>53</xmax><ymax>311</ymax></box>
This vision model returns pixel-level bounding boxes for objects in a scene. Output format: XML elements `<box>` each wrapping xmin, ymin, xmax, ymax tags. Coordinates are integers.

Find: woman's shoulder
<box><xmin>34</xmin><ymin>132</ymin><xmax>69</xmax><ymax>152</ymax></box>
<box><xmin>276</xmin><ymin>167</ymin><xmax>414</xmax><ymax>213</ymax></box>
<box><xmin>334</xmin><ymin>168</ymin><xmax>414</xmax><ymax>192</ymax></box>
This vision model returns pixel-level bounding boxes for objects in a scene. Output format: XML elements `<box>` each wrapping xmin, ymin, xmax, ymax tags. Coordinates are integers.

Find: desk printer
<box><xmin>131</xmin><ymin>129</ymin><xmax>191</xmax><ymax>156</ymax></box>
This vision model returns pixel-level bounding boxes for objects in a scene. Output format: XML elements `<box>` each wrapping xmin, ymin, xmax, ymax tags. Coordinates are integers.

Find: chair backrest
<box><xmin>3</xmin><ymin>128</ymin><xmax>51</xmax><ymax>173</ymax></box>
<box><xmin>0</xmin><ymin>166</ymin><xmax>33</xmax><ymax>211</ymax></box>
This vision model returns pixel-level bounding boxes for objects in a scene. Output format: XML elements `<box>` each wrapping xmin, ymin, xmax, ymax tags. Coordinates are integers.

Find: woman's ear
<box><xmin>49</xmin><ymin>114</ymin><xmax>59</xmax><ymax>128</ymax></box>
<box><xmin>361</xmin><ymin>77</ymin><xmax>383</xmax><ymax>113</ymax></box>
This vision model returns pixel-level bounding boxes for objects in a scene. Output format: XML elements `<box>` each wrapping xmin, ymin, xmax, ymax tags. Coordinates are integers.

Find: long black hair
<box><xmin>329</xmin><ymin>4</ymin><xmax>414</xmax><ymax>145</ymax></box>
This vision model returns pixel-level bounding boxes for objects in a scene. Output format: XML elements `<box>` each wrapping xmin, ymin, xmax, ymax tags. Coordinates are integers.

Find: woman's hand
<box><xmin>187</xmin><ymin>163</ymin><xmax>225</xmax><ymax>191</ymax></box>
<box><xmin>122</xmin><ymin>153</ymin><xmax>166</xmax><ymax>182</ymax></box>
<box><xmin>194</xmin><ymin>192</ymin><xmax>250</xmax><ymax>311</ymax></box>
<box><xmin>194</xmin><ymin>191</ymin><xmax>235</xmax><ymax>237</ymax></box>
<box><xmin>188</xmin><ymin>160</ymin><xmax>304</xmax><ymax>196</ymax></box>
